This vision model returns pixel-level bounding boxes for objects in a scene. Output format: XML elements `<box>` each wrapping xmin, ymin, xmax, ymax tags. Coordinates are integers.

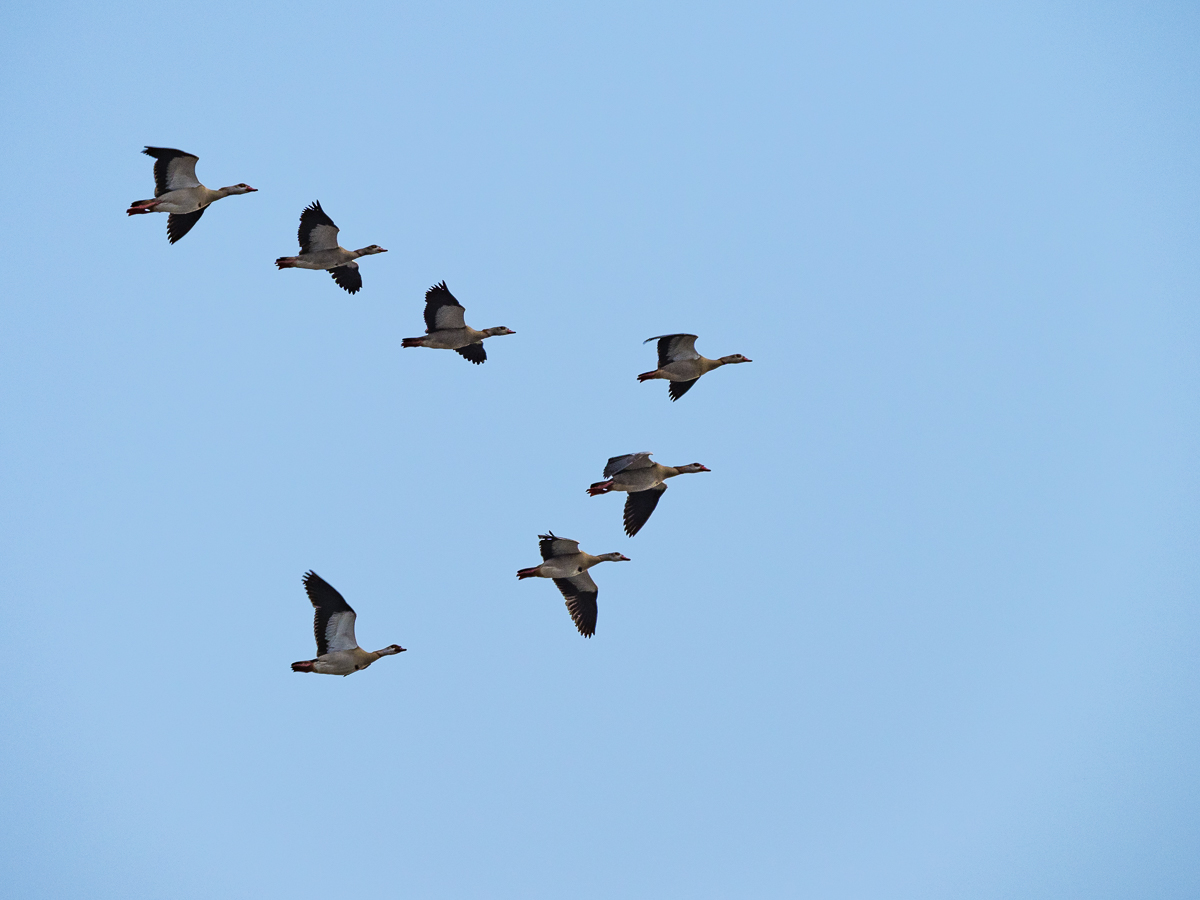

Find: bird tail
<box><xmin>401</xmin><ymin>337</ymin><xmax>427</xmax><ymax>348</ymax></box>
<box><xmin>275</xmin><ymin>257</ymin><xmax>297</xmax><ymax>269</ymax></box>
<box><xmin>636</xmin><ymin>371</ymin><xmax>658</xmax><ymax>382</ymax></box>
<box><xmin>291</xmin><ymin>660</ymin><xmax>315</xmax><ymax>673</ymax></box>
<box><xmin>516</xmin><ymin>566</ymin><xmax>541</xmax><ymax>579</ymax></box>
<box><xmin>587</xmin><ymin>480</ymin><xmax>614</xmax><ymax>496</ymax></box>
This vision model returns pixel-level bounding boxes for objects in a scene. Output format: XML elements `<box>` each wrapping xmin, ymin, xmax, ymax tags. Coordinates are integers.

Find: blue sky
<box><xmin>1</xmin><ymin>1</ymin><xmax>1197</xmax><ymax>897</ymax></box>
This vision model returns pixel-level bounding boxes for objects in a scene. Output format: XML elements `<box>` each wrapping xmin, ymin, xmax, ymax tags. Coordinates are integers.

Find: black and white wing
<box><xmin>423</xmin><ymin>281</ymin><xmax>467</xmax><ymax>331</ymax></box>
<box><xmin>603</xmin><ymin>452</ymin><xmax>655</xmax><ymax>478</ymax></box>
<box><xmin>552</xmin><ymin>572</ymin><xmax>599</xmax><ymax>637</ymax></box>
<box><xmin>166</xmin><ymin>208</ymin><xmax>206</xmax><ymax>244</ymax></box>
<box><xmin>302</xmin><ymin>570</ymin><xmax>359</xmax><ymax>655</ymax></box>
<box><xmin>644</xmin><ymin>333</ymin><xmax>699</xmax><ymax>368</ymax></box>
<box><xmin>538</xmin><ymin>532</ymin><xmax>581</xmax><ymax>561</ymax></box>
<box><xmin>455</xmin><ymin>343</ymin><xmax>486</xmax><ymax>364</ymax></box>
<box><xmin>143</xmin><ymin>147</ymin><xmax>200</xmax><ymax>196</ymax></box>
<box><xmin>623</xmin><ymin>484</ymin><xmax>667</xmax><ymax>537</ymax></box>
<box><xmin>668</xmin><ymin>378</ymin><xmax>700</xmax><ymax>402</ymax></box>
<box><xmin>329</xmin><ymin>262</ymin><xmax>362</xmax><ymax>294</ymax></box>
<box><xmin>297</xmin><ymin>201</ymin><xmax>341</xmax><ymax>253</ymax></box>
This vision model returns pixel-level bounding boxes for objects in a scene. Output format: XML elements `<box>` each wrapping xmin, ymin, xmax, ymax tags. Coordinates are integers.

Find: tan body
<box><xmin>522</xmin><ymin>549</ymin><xmax>612</xmax><ymax>580</ymax></box>
<box><xmin>140</xmin><ymin>185</ymin><xmax>244</xmax><ymax>214</ymax></box>
<box><xmin>276</xmin><ymin>246</ymin><xmax>375</xmax><ymax>271</ymax></box>
<box><xmin>604</xmin><ymin>461</ymin><xmax>681</xmax><ymax>494</ymax></box>
<box><xmin>420</xmin><ymin>325</ymin><xmax>495</xmax><ymax>351</ymax></box>
<box><xmin>641</xmin><ymin>355</ymin><xmax>732</xmax><ymax>383</ymax></box>
<box><xmin>304</xmin><ymin>646</ymin><xmax>395</xmax><ymax>676</ymax></box>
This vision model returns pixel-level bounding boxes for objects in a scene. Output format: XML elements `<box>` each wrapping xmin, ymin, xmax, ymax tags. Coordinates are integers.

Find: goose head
<box><xmin>598</xmin><ymin>552</ymin><xmax>631</xmax><ymax>563</ymax></box>
<box><xmin>377</xmin><ymin>644</ymin><xmax>407</xmax><ymax>656</ymax></box>
<box><xmin>222</xmin><ymin>183</ymin><xmax>258</xmax><ymax>195</ymax></box>
<box><xmin>357</xmin><ymin>245</ymin><xmax>388</xmax><ymax>256</ymax></box>
<box><xmin>719</xmin><ymin>353</ymin><xmax>751</xmax><ymax>365</ymax></box>
<box><xmin>484</xmin><ymin>326</ymin><xmax>517</xmax><ymax>337</ymax></box>
<box><xmin>677</xmin><ymin>463</ymin><xmax>711</xmax><ymax>474</ymax></box>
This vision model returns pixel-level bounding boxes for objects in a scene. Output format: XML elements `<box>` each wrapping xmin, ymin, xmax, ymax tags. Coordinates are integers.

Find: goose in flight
<box><xmin>638</xmin><ymin>334</ymin><xmax>751</xmax><ymax>400</ymax></box>
<box><xmin>517</xmin><ymin>533</ymin><xmax>629</xmax><ymax>637</ymax></box>
<box><xmin>587</xmin><ymin>452</ymin><xmax>710</xmax><ymax>536</ymax></box>
<box><xmin>127</xmin><ymin>146</ymin><xmax>257</xmax><ymax>243</ymax></box>
<box><xmin>401</xmin><ymin>281</ymin><xmax>515</xmax><ymax>364</ymax></box>
<box><xmin>275</xmin><ymin>201</ymin><xmax>387</xmax><ymax>294</ymax></box>
<box><xmin>291</xmin><ymin>571</ymin><xmax>406</xmax><ymax>675</ymax></box>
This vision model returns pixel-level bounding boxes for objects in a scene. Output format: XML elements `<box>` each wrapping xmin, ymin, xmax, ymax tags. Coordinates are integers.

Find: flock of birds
<box><xmin>128</xmin><ymin>145</ymin><xmax>752</xmax><ymax>671</ymax></box>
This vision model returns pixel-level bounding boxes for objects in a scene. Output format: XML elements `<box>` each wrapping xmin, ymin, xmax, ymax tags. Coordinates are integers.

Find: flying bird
<box><xmin>291</xmin><ymin>571</ymin><xmax>405</xmax><ymax>676</ymax></box>
<box><xmin>275</xmin><ymin>201</ymin><xmax>387</xmax><ymax>294</ymax></box>
<box><xmin>127</xmin><ymin>146</ymin><xmax>257</xmax><ymax>243</ymax></box>
<box><xmin>401</xmin><ymin>281</ymin><xmax>515</xmax><ymax>364</ymax></box>
<box><xmin>638</xmin><ymin>334</ymin><xmax>751</xmax><ymax>400</ymax></box>
<box><xmin>516</xmin><ymin>533</ymin><xmax>630</xmax><ymax>637</ymax></box>
<box><xmin>587</xmin><ymin>452</ymin><xmax>710</xmax><ymax>536</ymax></box>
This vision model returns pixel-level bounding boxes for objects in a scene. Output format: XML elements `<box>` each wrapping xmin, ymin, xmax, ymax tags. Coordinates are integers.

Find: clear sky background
<box><xmin>1</xmin><ymin>1</ymin><xmax>1197</xmax><ymax>897</ymax></box>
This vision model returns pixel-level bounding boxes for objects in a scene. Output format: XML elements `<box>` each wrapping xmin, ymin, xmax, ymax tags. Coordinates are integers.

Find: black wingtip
<box><xmin>668</xmin><ymin>379</ymin><xmax>698</xmax><ymax>401</ymax></box>
<box><xmin>425</xmin><ymin>280</ymin><xmax>455</xmax><ymax>304</ymax></box>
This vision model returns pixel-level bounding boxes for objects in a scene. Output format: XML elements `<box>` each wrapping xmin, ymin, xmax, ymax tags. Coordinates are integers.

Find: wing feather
<box><xmin>668</xmin><ymin>378</ymin><xmax>700</xmax><ymax>401</ymax></box>
<box><xmin>538</xmin><ymin>532</ymin><xmax>581</xmax><ymax>560</ymax></box>
<box><xmin>552</xmin><ymin>573</ymin><xmax>598</xmax><ymax>637</ymax></box>
<box><xmin>623</xmin><ymin>484</ymin><xmax>667</xmax><ymax>537</ymax></box>
<box><xmin>166</xmin><ymin>207</ymin><xmax>205</xmax><ymax>243</ymax></box>
<box><xmin>455</xmin><ymin>343</ymin><xmax>486</xmax><ymax>364</ymax></box>
<box><xmin>330</xmin><ymin>263</ymin><xmax>362</xmax><ymax>294</ymax></box>
<box><xmin>303</xmin><ymin>570</ymin><xmax>359</xmax><ymax>655</ymax></box>
<box><xmin>143</xmin><ymin>147</ymin><xmax>200</xmax><ymax>195</ymax></box>
<box><xmin>298</xmin><ymin>201</ymin><xmax>341</xmax><ymax>253</ymax></box>
<box><xmin>603</xmin><ymin>452</ymin><xmax>654</xmax><ymax>477</ymax></box>
<box><xmin>645</xmin><ymin>333</ymin><xmax>699</xmax><ymax>368</ymax></box>
<box><xmin>424</xmin><ymin>282</ymin><xmax>467</xmax><ymax>331</ymax></box>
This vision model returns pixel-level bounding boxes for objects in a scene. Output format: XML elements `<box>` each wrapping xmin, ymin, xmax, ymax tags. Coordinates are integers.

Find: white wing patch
<box><xmin>324</xmin><ymin>610</ymin><xmax>359</xmax><ymax>652</ymax></box>
<box><xmin>433</xmin><ymin>304</ymin><xmax>466</xmax><ymax>330</ymax></box>
<box><xmin>568</xmin><ymin>570</ymin><xmax>598</xmax><ymax>594</ymax></box>
<box><xmin>603</xmin><ymin>452</ymin><xmax>654</xmax><ymax>477</ymax></box>
<box><xmin>663</xmin><ymin>334</ymin><xmax>699</xmax><ymax>361</ymax></box>
<box><xmin>306</xmin><ymin>222</ymin><xmax>341</xmax><ymax>252</ymax></box>
<box><xmin>540</xmin><ymin>534</ymin><xmax>581</xmax><ymax>560</ymax></box>
<box><xmin>549</xmin><ymin>538</ymin><xmax>580</xmax><ymax>557</ymax></box>
<box><xmin>165</xmin><ymin>155</ymin><xmax>201</xmax><ymax>191</ymax></box>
